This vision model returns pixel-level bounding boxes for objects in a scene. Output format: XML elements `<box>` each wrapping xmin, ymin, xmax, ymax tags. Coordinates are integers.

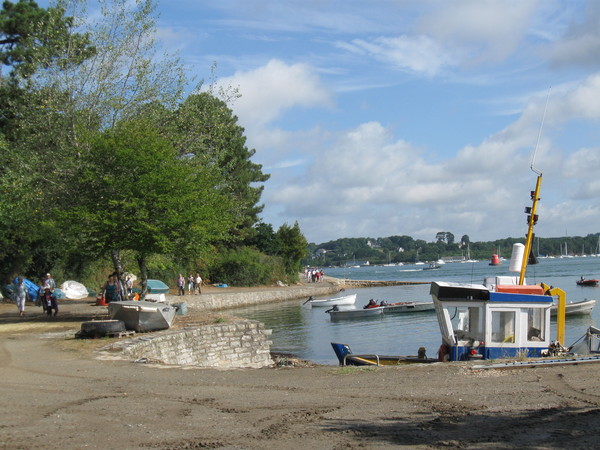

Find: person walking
<box><xmin>177</xmin><ymin>274</ymin><xmax>185</xmax><ymax>296</ymax></box>
<box><xmin>42</xmin><ymin>273</ymin><xmax>56</xmax><ymax>292</ymax></box>
<box><xmin>102</xmin><ymin>275</ymin><xmax>121</xmax><ymax>303</ymax></box>
<box><xmin>194</xmin><ymin>273</ymin><xmax>202</xmax><ymax>294</ymax></box>
<box><xmin>14</xmin><ymin>276</ymin><xmax>28</xmax><ymax>317</ymax></box>
<box><xmin>187</xmin><ymin>275</ymin><xmax>194</xmax><ymax>295</ymax></box>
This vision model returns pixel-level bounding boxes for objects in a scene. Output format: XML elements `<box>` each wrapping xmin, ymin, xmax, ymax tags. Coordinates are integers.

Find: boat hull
<box><xmin>551</xmin><ymin>299</ymin><xmax>596</xmax><ymax>317</ymax></box>
<box><xmin>327</xmin><ymin>306</ymin><xmax>383</xmax><ymax>320</ymax></box>
<box><xmin>381</xmin><ymin>302</ymin><xmax>435</xmax><ymax>313</ymax></box>
<box><xmin>109</xmin><ymin>300</ymin><xmax>177</xmax><ymax>332</ymax></box>
<box><xmin>331</xmin><ymin>342</ymin><xmax>437</xmax><ymax>366</ymax></box>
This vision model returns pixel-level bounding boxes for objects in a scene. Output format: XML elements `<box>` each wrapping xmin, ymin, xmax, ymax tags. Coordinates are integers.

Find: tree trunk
<box><xmin>137</xmin><ymin>254</ymin><xmax>148</xmax><ymax>301</ymax></box>
<box><xmin>110</xmin><ymin>249</ymin><xmax>127</xmax><ymax>300</ymax></box>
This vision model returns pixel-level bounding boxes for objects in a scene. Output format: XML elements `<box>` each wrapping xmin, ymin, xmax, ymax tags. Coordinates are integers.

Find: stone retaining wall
<box><xmin>103</xmin><ymin>320</ymin><xmax>273</xmax><ymax>369</ymax></box>
<box><xmin>169</xmin><ymin>282</ymin><xmax>342</xmax><ymax>311</ymax></box>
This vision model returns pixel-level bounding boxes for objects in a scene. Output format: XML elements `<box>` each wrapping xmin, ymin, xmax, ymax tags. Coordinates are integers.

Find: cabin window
<box><xmin>491</xmin><ymin>311</ymin><xmax>515</xmax><ymax>343</ymax></box>
<box><xmin>451</xmin><ymin>306</ymin><xmax>483</xmax><ymax>341</ymax></box>
<box><xmin>526</xmin><ymin>308</ymin><xmax>545</xmax><ymax>342</ymax></box>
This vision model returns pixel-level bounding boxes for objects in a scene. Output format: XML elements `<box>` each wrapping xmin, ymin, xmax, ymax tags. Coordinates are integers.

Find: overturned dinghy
<box><xmin>108</xmin><ymin>301</ymin><xmax>177</xmax><ymax>332</ymax></box>
<box><xmin>61</xmin><ymin>280</ymin><xmax>89</xmax><ymax>299</ymax></box>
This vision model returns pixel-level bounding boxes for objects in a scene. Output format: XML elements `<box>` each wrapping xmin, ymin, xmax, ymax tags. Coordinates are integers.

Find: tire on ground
<box><xmin>80</xmin><ymin>320</ymin><xmax>126</xmax><ymax>337</ymax></box>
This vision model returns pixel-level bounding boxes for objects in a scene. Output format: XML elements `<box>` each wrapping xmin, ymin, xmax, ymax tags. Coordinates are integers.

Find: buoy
<box><xmin>509</xmin><ymin>243</ymin><xmax>525</xmax><ymax>272</ymax></box>
<box><xmin>489</xmin><ymin>254</ymin><xmax>501</xmax><ymax>266</ymax></box>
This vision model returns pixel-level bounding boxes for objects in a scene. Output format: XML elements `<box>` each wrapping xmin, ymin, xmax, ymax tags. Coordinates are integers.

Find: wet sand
<box><xmin>1</xmin><ymin>292</ymin><xmax>600</xmax><ymax>449</ymax></box>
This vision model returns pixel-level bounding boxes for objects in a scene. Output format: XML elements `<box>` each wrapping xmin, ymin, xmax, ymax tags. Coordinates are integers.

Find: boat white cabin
<box><xmin>431</xmin><ymin>277</ymin><xmax>554</xmax><ymax>361</ymax></box>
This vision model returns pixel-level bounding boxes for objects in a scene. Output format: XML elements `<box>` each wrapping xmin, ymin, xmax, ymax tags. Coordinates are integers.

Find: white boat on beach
<box><xmin>108</xmin><ymin>300</ymin><xmax>177</xmax><ymax>332</ymax></box>
<box><xmin>303</xmin><ymin>293</ymin><xmax>357</xmax><ymax>307</ymax></box>
<box><xmin>326</xmin><ymin>305</ymin><xmax>384</xmax><ymax>320</ymax></box>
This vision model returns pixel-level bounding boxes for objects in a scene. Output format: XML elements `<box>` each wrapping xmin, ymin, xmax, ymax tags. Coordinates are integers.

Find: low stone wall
<box><xmin>103</xmin><ymin>320</ymin><xmax>273</xmax><ymax>369</ymax></box>
<box><xmin>169</xmin><ymin>282</ymin><xmax>342</xmax><ymax>311</ymax></box>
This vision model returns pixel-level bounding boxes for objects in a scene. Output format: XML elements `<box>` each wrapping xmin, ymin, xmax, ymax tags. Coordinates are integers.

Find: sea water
<box><xmin>231</xmin><ymin>257</ymin><xmax>600</xmax><ymax>365</ymax></box>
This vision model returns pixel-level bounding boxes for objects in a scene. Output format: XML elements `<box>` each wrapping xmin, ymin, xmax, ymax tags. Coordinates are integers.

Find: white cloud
<box><xmin>419</xmin><ymin>0</ymin><xmax>539</xmax><ymax>66</ymax></box>
<box><xmin>215</xmin><ymin>59</ymin><xmax>332</xmax><ymax>129</ymax></box>
<box><xmin>339</xmin><ymin>35</ymin><xmax>457</xmax><ymax>76</ymax></box>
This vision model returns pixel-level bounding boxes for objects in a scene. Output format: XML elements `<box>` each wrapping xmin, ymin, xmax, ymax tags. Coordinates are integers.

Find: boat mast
<box><xmin>519</xmin><ymin>89</ymin><xmax>549</xmax><ymax>285</ymax></box>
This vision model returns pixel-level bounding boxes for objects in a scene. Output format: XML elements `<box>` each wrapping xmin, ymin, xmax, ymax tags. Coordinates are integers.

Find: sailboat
<box><xmin>414</xmin><ymin>248</ymin><xmax>424</xmax><ymax>265</ymax></box>
<box><xmin>383</xmin><ymin>251</ymin><xmax>396</xmax><ymax>267</ymax></box>
<box><xmin>462</xmin><ymin>244</ymin><xmax>478</xmax><ymax>263</ymax></box>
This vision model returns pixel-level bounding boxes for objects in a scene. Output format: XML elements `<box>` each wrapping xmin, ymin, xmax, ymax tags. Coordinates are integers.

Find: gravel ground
<box><xmin>1</xmin><ymin>294</ymin><xmax>600</xmax><ymax>449</ymax></box>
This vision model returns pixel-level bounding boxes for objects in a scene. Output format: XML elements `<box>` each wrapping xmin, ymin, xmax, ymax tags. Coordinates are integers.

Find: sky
<box><xmin>47</xmin><ymin>1</ymin><xmax>600</xmax><ymax>244</ymax></box>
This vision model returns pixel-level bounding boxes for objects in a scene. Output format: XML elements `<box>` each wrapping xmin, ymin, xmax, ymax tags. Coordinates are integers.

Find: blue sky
<box><xmin>46</xmin><ymin>1</ymin><xmax>600</xmax><ymax>244</ymax></box>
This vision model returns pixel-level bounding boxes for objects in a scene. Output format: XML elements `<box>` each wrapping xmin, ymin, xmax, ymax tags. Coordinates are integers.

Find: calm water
<box><xmin>231</xmin><ymin>257</ymin><xmax>600</xmax><ymax>365</ymax></box>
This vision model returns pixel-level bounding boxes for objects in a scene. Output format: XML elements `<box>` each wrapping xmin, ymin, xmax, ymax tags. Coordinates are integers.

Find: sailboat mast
<box><xmin>519</xmin><ymin>174</ymin><xmax>542</xmax><ymax>284</ymax></box>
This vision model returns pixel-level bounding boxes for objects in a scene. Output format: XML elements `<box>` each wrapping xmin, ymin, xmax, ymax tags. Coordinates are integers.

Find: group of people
<box><xmin>100</xmin><ymin>272</ymin><xmax>136</xmax><ymax>303</ymax></box>
<box><xmin>177</xmin><ymin>273</ymin><xmax>202</xmax><ymax>296</ymax></box>
<box><xmin>304</xmin><ymin>268</ymin><xmax>325</xmax><ymax>283</ymax></box>
<box><xmin>11</xmin><ymin>273</ymin><xmax>59</xmax><ymax>317</ymax></box>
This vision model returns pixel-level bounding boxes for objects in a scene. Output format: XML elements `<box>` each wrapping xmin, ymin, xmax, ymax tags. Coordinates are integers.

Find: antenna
<box><xmin>530</xmin><ymin>87</ymin><xmax>551</xmax><ymax>176</ymax></box>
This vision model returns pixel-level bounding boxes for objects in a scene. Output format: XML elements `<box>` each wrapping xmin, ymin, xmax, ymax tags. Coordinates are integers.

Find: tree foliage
<box><xmin>59</xmin><ymin>117</ymin><xmax>237</xmax><ymax>289</ymax></box>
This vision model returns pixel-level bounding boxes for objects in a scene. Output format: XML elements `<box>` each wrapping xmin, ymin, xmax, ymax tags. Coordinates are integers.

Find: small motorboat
<box><xmin>380</xmin><ymin>301</ymin><xmax>435</xmax><ymax>313</ymax></box>
<box><xmin>576</xmin><ymin>278</ymin><xmax>599</xmax><ymax>287</ymax></box>
<box><xmin>108</xmin><ymin>300</ymin><xmax>177</xmax><ymax>332</ymax></box>
<box><xmin>303</xmin><ymin>293</ymin><xmax>356</xmax><ymax>307</ymax></box>
<box><xmin>551</xmin><ymin>299</ymin><xmax>596</xmax><ymax>317</ymax></box>
<box><xmin>330</xmin><ymin>342</ymin><xmax>437</xmax><ymax>366</ymax></box>
<box><xmin>326</xmin><ymin>305</ymin><xmax>383</xmax><ymax>320</ymax></box>
<box><xmin>422</xmin><ymin>263</ymin><xmax>441</xmax><ymax>270</ymax></box>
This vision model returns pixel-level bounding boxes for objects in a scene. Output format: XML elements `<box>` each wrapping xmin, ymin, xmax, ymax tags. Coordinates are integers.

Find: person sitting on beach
<box><xmin>364</xmin><ymin>299</ymin><xmax>378</xmax><ymax>309</ymax></box>
<box><xmin>41</xmin><ymin>288</ymin><xmax>58</xmax><ymax>316</ymax></box>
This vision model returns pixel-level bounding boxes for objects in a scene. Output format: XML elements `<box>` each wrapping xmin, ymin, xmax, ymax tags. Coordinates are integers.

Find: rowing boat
<box><xmin>550</xmin><ymin>299</ymin><xmax>596</xmax><ymax>317</ymax></box>
<box><xmin>330</xmin><ymin>342</ymin><xmax>437</xmax><ymax>366</ymax></box>
<box><xmin>108</xmin><ymin>300</ymin><xmax>177</xmax><ymax>332</ymax></box>
<box><xmin>326</xmin><ymin>305</ymin><xmax>383</xmax><ymax>320</ymax></box>
<box><xmin>304</xmin><ymin>293</ymin><xmax>356</xmax><ymax>307</ymax></box>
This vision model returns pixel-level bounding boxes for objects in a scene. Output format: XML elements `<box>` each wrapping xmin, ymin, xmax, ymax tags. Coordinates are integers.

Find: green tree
<box><xmin>161</xmin><ymin>92</ymin><xmax>270</xmax><ymax>241</ymax></box>
<box><xmin>60</xmin><ymin>118</ymin><xmax>237</xmax><ymax>295</ymax></box>
<box><xmin>247</xmin><ymin>222</ymin><xmax>278</xmax><ymax>255</ymax></box>
<box><xmin>0</xmin><ymin>0</ymin><xmax>94</xmax><ymax>80</ymax></box>
<box><xmin>276</xmin><ymin>222</ymin><xmax>307</xmax><ymax>277</ymax></box>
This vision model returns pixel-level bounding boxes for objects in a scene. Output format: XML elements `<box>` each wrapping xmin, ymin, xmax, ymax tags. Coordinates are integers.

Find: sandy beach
<box><xmin>2</xmin><ymin>286</ymin><xmax>600</xmax><ymax>449</ymax></box>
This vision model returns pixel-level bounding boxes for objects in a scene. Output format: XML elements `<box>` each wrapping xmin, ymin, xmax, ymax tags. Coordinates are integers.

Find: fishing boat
<box><xmin>380</xmin><ymin>301</ymin><xmax>435</xmax><ymax>313</ymax></box>
<box><xmin>576</xmin><ymin>278</ymin><xmax>599</xmax><ymax>287</ymax></box>
<box><xmin>330</xmin><ymin>342</ymin><xmax>437</xmax><ymax>366</ymax></box>
<box><xmin>551</xmin><ymin>299</ymin><xmax>596</xmax><ymax>317</ymax></box>
<box><xmin>303</xmin><ymin>293</ymin><xmax>356</xmax><ymax>307</ymax></box>
<box><xmin>326</xmin><ymin>305</ymin><xmax>383</xmax><ymax>320</ymax></box>
<box><xmin>108</xmin><ymin>300</ymin><xmax>177</xmax><ymax>332</ymax></box>
<box><xmin>431</xmin><ymin>157</ymin><xmax>573</xmax><ymax>362</ymax></box>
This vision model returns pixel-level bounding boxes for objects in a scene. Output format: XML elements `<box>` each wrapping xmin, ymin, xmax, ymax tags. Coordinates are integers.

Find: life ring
<box><xmin>437</xmin><ymin>343</ymin><xmax>450</xmax><ymax>362</ymax></box>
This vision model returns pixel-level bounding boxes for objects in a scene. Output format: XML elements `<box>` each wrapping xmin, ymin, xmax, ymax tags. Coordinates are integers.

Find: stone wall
<box><xmin>103</xmin><ymin>320</ymin><xmax>273</xmax><ymax>369</ymax></box>
<box><xmin>174</xmin><ymin>282</ymin><xmax>341</xmax><ymax>311</ymax></box>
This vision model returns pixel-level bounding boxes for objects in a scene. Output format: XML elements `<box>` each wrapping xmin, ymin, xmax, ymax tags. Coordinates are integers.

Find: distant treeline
<box><xmin>305</xmin><ymin>233</ymin><xmax>600</xmax><ymax>267</ymax></box>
